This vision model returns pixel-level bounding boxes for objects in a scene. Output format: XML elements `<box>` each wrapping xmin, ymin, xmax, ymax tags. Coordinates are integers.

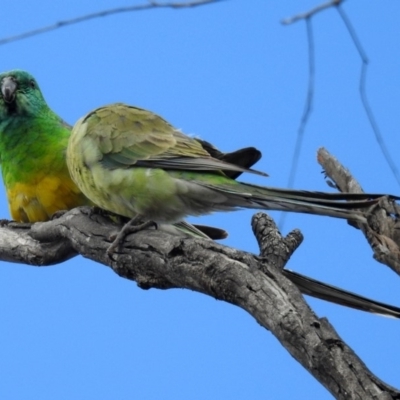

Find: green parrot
<box><xmin>0</xmin><ymin>69</ymin><xmax>266</xmax><ymax>240</ymax></box>
<box><xmin>67</xmin><ymin>103</ymin><xmax>399</xmax><ymax>234</ymax></box>
<box><xmin>0</xmin><ymin>70</ymin><xmax>88</xmax><ymax>222</ymax></box>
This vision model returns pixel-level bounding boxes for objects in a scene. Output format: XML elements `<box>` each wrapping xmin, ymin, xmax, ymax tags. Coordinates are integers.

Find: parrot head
<box><xmin>0</xmin><ymin>70</ymin><xmax>47</xmax><ymax>118</ymax></box>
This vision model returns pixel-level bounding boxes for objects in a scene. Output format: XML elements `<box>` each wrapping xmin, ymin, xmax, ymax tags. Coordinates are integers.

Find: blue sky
<box><xmin>1</xmin><ymin>1</ymin><xmax>399</xmax><ymax>399</ymax></box>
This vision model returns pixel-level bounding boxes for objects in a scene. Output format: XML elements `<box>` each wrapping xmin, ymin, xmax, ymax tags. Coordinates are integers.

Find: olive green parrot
<box><xmin>67</xmin><ymin>103</ymin><xmax>398</xmax><ymax>235</ymax></box>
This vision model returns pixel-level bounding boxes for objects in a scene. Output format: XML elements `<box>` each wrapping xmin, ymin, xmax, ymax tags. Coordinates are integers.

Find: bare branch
<box><xmin>252</xmin><ymin>212</ymin><xmax>303</xmax><ymax>269</ymax></box>
<box><xmin>279</xmin><ymin>18</ymin><xmax>315</xmax><ymax>229</ymax></box>
<box><xmin>0</xmin><ymin>0</ymin><xmax>224</xmax><ymax>46</ymax></box>
<box><xmin>0</xmin><ymin>222</ymin><xmax>76</xmax><ymax>265</ymax></box>
<box><xmin>0</xmin><ymin>206</ymin><xmax>399</xmax><ymax>398</ymax></box>
<box><xmin>281</xmin><ymin>0</ymin><xmax>342</xmax><ymax>25</ymax></box>
<box><xmin>317</xmin><ymin>147</ymin><xmax>400</xmax><ymax>274</ymax></box>
<box><xmin>282</xmin><ymin>1</ymin><xmax>400</xmax><ymax>190</ymax></box>
<box><xmin>335</xmin><ymin>5</ymin><xmax>400</xmax><ymax>187</ymax></box>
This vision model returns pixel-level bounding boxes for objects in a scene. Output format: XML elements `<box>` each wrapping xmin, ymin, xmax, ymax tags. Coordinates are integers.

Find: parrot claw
<box><xmin>88</xmin><ymin>206</ymin><xmax>110</xmax><ymax>217</ymax></box>
<box><xmin>0</xmin><ymin>219</ymin><xmax>11</xmax><ymax>227</ymax></box>
<box><xmin>0</xmin><ymin>219</ymin><xmax>27</xmax><ymax>228</ymax></box>
<box><xmin>107</xmin><ymin>217</ymin><xmax>157</xmax><ymax>256</ymax></box>
<box><xmin>51</xmin><ymin>210</ymin><xmax>68</xmax><ymax>220</ymax></box>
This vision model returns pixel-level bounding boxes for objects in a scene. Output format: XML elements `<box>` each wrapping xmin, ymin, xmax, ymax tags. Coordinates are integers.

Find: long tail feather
<box><xmin>284</xmin><ymin>270</ymin><xmax>400</xmax><ymax>318</ymax></box>
<box><xmin>193</xmin><ymin>178</ymin><xmax>399</xmax><ymax>222</ymax></box>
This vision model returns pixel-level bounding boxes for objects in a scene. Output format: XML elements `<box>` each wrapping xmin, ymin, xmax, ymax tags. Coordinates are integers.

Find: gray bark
<box><xmin>0</xmin><ymin>206</ymin><xmax>398</xmax><ymax>399</ymax></box>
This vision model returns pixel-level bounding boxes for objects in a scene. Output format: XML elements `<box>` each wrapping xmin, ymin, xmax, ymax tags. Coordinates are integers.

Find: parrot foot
<box><xmin>89</xmin><ymin>206</ymin><xmax>110</xmax><ymax>217</ymax></box>
<box><xmin>107</xmin><ymin>217</ymin><xmax>157</xmax><ymax>256</ymax></box>
<box><xmin>51</xmin><ymin>210</ymin><xmax>68</xmax><ymax>220</ymax></box>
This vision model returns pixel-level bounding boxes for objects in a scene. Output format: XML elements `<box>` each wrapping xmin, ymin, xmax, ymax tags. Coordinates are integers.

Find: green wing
<box><xmin>83</xmin><ymin>103</ymin><xmax>267</xmax><ymax>177</ymax></box>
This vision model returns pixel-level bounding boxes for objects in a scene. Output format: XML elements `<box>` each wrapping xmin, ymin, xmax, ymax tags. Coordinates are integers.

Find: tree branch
<box><xmin>317</xmin><ymin>147</ymin><xmax>400</xmax><ymax>275</ymax></box>
<box><xmin>279</xmin><ymin>17</ymin><xmax>315</xmax><ymax>230</ymax></box>
<box><xmin>335</xmin><ymin>5</ymin><xmax>400</xmax><ymax>188</ymax></box>
<box><xmin>281</xmin><ymin>0</ymin><xmax>342</xmax><ymax>25</ymax></box>
<box><xmin>1</xmin><ymin>201</ymin><xmax>399</xmax><ymax>398</ymax></box>
<box><xmin>0</xmin><ymin>0</ymin><xmax>224</xmax><ymax>46</ymax></box>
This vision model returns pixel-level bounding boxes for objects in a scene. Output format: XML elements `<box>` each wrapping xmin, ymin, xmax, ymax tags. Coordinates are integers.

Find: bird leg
<box><xmin>51</xmin><ymin>210</ymin><xmax>68</xmax><ymax>220</ymax></box>
<box><xmin>107</xmin><ymin>215</ymin><xmax>157</xmax><ymax>256</ymax></box>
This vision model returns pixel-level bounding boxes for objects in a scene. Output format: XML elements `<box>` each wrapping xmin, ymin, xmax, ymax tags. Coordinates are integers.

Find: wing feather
<box><xmin>86</xmin><ymin>103</ymin><xmax>268</xmax><ymax>177</ymax></box>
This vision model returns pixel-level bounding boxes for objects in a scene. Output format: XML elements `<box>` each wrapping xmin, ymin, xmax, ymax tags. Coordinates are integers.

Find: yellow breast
<box><xmin>7</xmin><ymin>175</ymin><xmax>88</xmax><ymax>222</ymax></box>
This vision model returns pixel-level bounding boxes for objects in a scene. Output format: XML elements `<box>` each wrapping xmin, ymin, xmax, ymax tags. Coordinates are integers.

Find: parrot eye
<box><xmin>29</xmin><ymin>79</ymin><xmax>36</xmax><ymax>88</ymax></box>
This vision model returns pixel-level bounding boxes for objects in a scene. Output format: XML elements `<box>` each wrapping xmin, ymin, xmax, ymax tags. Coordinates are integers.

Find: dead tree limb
<box><xmin>0</xmin><ymin>202</ymin><xmax>398</xmax><ymax>399</ymax></box>
<box><xmin>318</xmin><ymin>147</ymin><xmax>400</xmax><ymax>275</ymax></box>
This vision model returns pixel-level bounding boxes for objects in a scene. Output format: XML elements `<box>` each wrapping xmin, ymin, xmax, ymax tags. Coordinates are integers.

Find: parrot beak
<box><xmin>1</xmin><ymin>76</ymin><xmax>17</xmax><ymax>103</ymax></box>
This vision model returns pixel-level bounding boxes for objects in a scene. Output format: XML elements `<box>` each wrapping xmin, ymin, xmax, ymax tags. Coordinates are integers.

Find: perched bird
<box><xmin>67</xmin><ymin>103</ymin><xmax>399</xmax><ymax>242</ymax></box>
<box><xmin>0</xmin><ymin>69</ymin><xmax>262</xmax><ymax>239</ymax></box>
<box><xmin>0</xmin><ymin>70</ymin><xmax>88</xmax><ymax>222</ymax></box>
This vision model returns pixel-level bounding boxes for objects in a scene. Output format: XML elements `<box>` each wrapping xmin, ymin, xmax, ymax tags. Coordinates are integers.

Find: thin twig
<box><xmin>336</xmin><ymin>5</ymin><xmax>400</xmax><ymax>187</ymax></box>
<box><xmin>281</xmin><ymin>0</ymin><xmax>342</xmax><ymax>25</ymax></box>
<box><xmin>281</xmin><ymin>0</ymin><xmax>400</xmax><ymax>231</ymax></box>
<box><xmin>0</xmin><ymin>0</ymin><xmax>224</xmax><ymax>46</ymax></box>
<box><xmin>287</xmin><ymin>19</ymin><xmax>315</xmax><ymax>191</ymax></box>
<box><xmin>279</xmin><ymin>18</ymin><xmax>315</xmax><ymax>230</ymax></box>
